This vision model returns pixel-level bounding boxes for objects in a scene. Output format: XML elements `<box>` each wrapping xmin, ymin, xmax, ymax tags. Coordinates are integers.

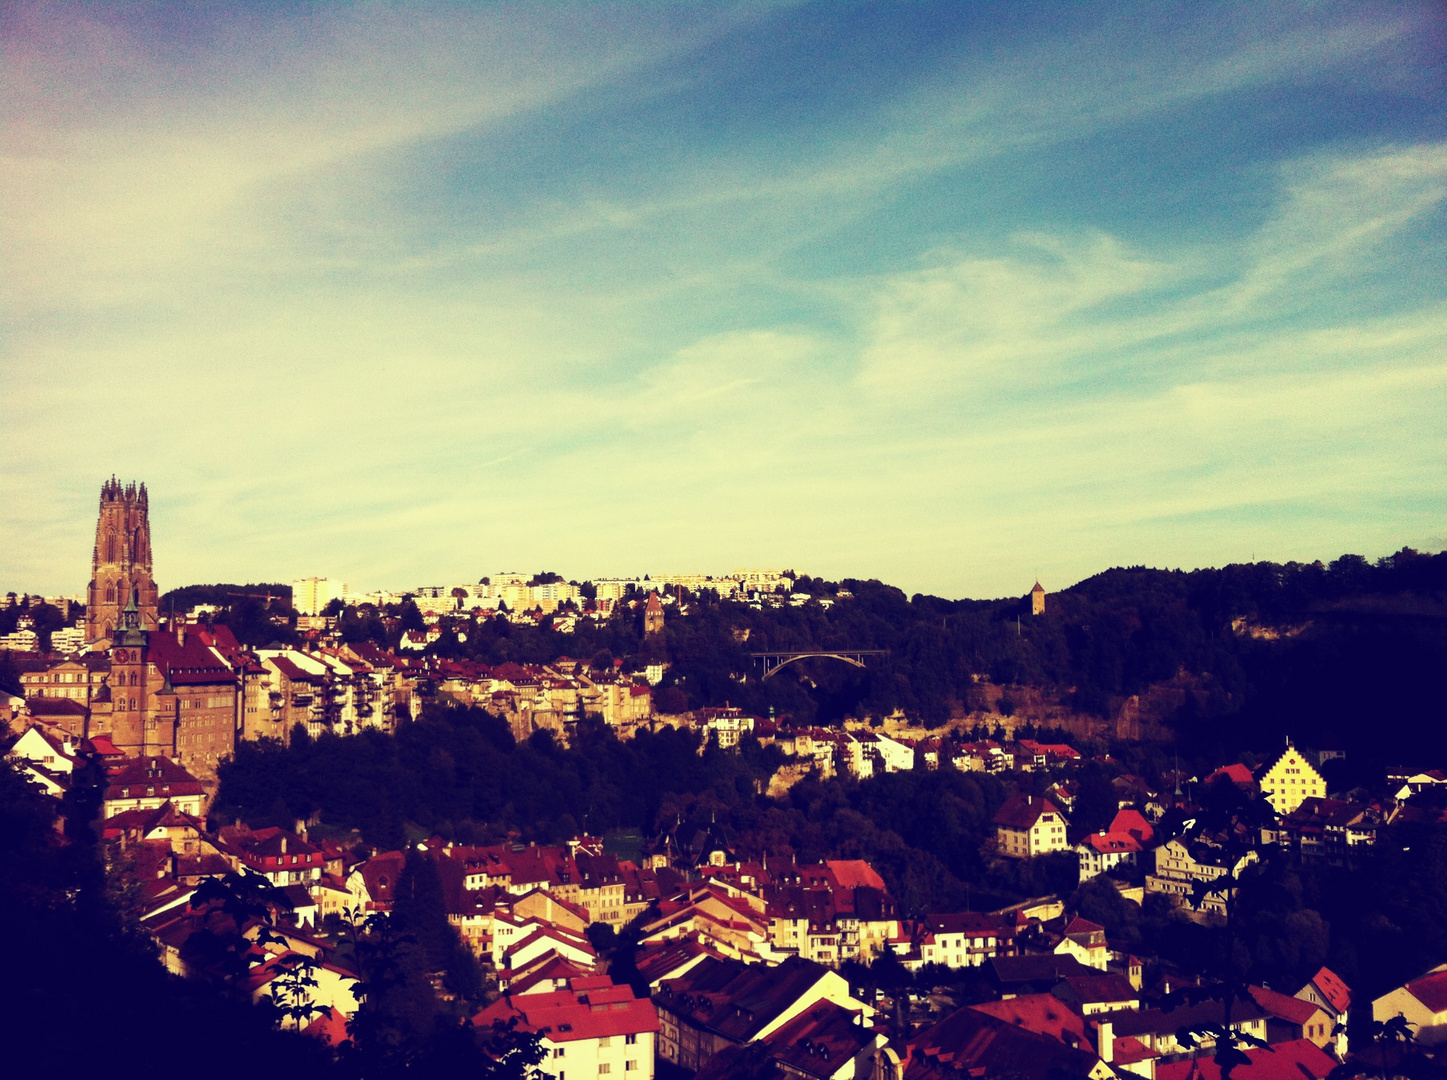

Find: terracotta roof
<box><xmin>506</xmin><ymin>954</ymin><xmax>594</xmax><ymax>996</ymax></box>
<box><xmin>1248</xmin><ymin>985</ymin><xmax>1321</xmax><ymax>1026</ymax></box>
<box><xmin>906</xmin><ymin>1004</ymin><xmax>1101</xmax><ymax>1080</ymax></box>
<box><xmin>1205</xmin><ymin>763</ymin><xmax>1256</xmax><ymax>788</ymax></box>
<box><xmin>85</xmin><ymin>734</ymin><xmax>123</xmax><ymax>756</ymax></box>
<box><xmin>1083</xmin><ymin>831</ymin><xmax>1142</xmax><ymax>855</ymax></box>
<box><xmin>472</xmin><ymin>979</ymin><xmax>658</xmax><ymax>1042</ymax></box>
<box><xmin>1108</xmin><ymin>809</ymin><xmax>1155</xmax><ymax>845</ymax></box>
<box><xmin>655</xmin><ymin>955</ymin><xmax>832</xmax><ymax>1043</ymax></box>
<box><xmin>826</xmin><ymin>859</ymin><xmax>887</xmax><ymax>891</ymax></box>
<box><xmin>1406</xmin><ymin>969</ymin><xmax>1447</xmax><ymax>1015</ymax></box>
<box><xmin>1301</xmin><ymin>967</ymin><xmax>1350</xmax><ymax>1015</ymax></box>
<box><xmin>1154</xmin><ymin>1039</ymin><xmax>1334</xmax><ymax>1080</ymax></box>
<box><xmin>762</xmin><ymin>1000</ymin><xmax>878</xmax><ymax>1078</ymax></box>
<box><xmin>925</xmin><ymin>912</ymin><xmax>1011</xmax><ymax>937</ymax></box>
<box><xmin>987</xmin><ymin>954</ymin><xmax>1098</xmax><ymax>991</ymax></box>
<box><xmin>970</xmin><ymin>993</ymin><xmax>1091</xmax><ymax>1048</ymax></box>
<box><xmin>357</xmin><ymin>851</ymin><xmax>406</xmax><ymax>906</ymax></box>
<box><xmin>104</xmin><ymin>756</ymin><xmax>205</xmax><ymax>800</ymax></box>
<box><xmin>993</xmin><ymin>794</ymin><xmax>1064</xmax><ymax>829</ymax></box>
<box><xmin>1053</xmin><ymin>974</ymin><xmax>1139</xmax><ymax>1005</ymax></box>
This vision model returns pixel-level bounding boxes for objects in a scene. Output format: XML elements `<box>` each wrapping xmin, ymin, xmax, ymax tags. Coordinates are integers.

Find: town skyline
<box><xmin>4</xmin><ymin>2</ymin><xmax>1445</xmax><ymax>599</ymax></box>
<box><xmin>1</xmin><ymin>473</ymin><xmax>1438</xmax><ymax>604</ymax></box>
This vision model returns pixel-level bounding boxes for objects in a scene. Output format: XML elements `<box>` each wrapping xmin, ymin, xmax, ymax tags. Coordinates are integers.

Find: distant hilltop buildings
<box><xmin>295</xmin><ymin>569</ymin><xmax>800</xmax><ymax>616</ymax></box>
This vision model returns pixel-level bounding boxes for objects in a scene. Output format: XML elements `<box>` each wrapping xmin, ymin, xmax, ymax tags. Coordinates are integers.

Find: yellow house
<box><xmin>1259</xmin><ymin>738</ymin><xmax>1326</xmax><ymax>815</ymax></box>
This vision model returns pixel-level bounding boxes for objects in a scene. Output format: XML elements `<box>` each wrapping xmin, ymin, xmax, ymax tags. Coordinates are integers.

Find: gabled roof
<box><xmin>969</xmin><ymin>993</ymin><xmax>1091</xmax><ymax>1048</ymax></box>
<box><xmin>507</xmin><ymin>954</ymin><xmax>594</xmax><ymax>996</ymax></box>
<box><xmin>1108</xmin><ymin>808</ymin><xmax>1155</xmax><ymax>845</ymax></box>
<box><xmin>1052</xmin><ymin>974</ymin><xmax>1139</xmax><ymax>1005</ymax></box>
<box><xmin>906</xmin><ymin>1003</ymin><xmax>1101</xmax><ymax>1080</ymax></box>
<box><xmin>1081</xmin><ymin>831</ymin><xmax>1142</xmax><ymax>855</ymax></box>
<box><xmin>472</xmin><ymin>978</ymin><xmax>658</xmax><ymax>1043</ymax></box>
<box><xmin>1404</xmin><ymin>969</ymin><xmax>1447</xmax><ymax>1014</ymax></box>
<box><xmin>1299</xmin><ymin>967</ymin><xmax>1350</xmax><ymax>1015</ymax></box>
<box><xmin>1204</xmin><ymin>762</ymin><xmax>1256</xmax><ymax>788</ymax></box>
<box><xmin>356</xmin><ymin>850</ymin><xmax>406</xmax><ymax>905</ymax></box>
<box><xmin>635</xmin><ymin>937</ymin><xmax>721</xmax><ymax>988</ymax></box>
<box><xmin>1154</xmin><ymin>1039</ymin><xmax>1334</xmax><ymax>1080</ymax></box>
<box><xmin>986</xmin><ymin>954</ymin><xmax>1098</xmax><ymax>991</ymax></box>
<box><xmin>655</xmin><ymin>955</ymin><xmax>832</xmax><ymax>1043</ymax></box>
<box><xmin>105</xmin><ymin>756</ymin><xmax>205</xmax><ymax>800</ymax></box>
<box><xmin>1248</xmin><ymin>985</ymin><xmax>1322</xmax><ymax>1026</ymax></box>
<box><xmin>762</xmin><ymin>1000</ymin><xmax>878</xmax><ymax>1079</ymax></box>
<box><xmin>993</xmin><ymin>795</ymin><xmax>1064</xmax><ymax>829</ymax></box>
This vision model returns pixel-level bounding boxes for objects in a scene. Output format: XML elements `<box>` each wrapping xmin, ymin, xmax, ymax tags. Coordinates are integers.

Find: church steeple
<box><xmin>87</xmin><ymin>477</ymin><xmax>158</xmax><ymax>644</ymax></box>
<box><xmin>117</xmin><ymin>586</ymin><xmax>148</xmax><ymax>647</ymax></box>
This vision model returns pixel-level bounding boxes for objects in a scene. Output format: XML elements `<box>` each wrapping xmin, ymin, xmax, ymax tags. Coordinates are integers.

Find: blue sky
<box><xmin>3</xmin><ymin>1</ymin><xmax>1444</xmax><ymax>599</ymax></box>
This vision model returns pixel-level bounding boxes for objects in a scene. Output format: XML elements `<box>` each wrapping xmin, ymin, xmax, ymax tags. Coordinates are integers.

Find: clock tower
<box><xmin>107</xmin><ymin>588</ymin><xmax>152</xmax><ymax>754</ymax></box>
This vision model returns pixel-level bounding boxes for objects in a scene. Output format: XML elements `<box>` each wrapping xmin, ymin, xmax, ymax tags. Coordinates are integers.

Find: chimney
<box><xmin>1098</xmin><ymin>1020</ymin><xmax>1114</xmax><ymax>1064</ymax></box>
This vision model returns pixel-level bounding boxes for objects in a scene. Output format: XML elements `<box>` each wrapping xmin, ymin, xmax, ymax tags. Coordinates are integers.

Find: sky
<box><xmin>3</xmin><ymin>1</ymin><xmax>1445</xmax><ymax>601</ymax></box>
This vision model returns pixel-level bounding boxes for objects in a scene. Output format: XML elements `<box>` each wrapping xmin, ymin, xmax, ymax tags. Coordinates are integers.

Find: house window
<box><xmin>599</xmin><ymin>1066</ymin><xmax>611</xmax><ymax>1075</ymax></box>
<box><xmin>554</xmin><ymin>1049</ymin><xmax>565</xmax><ymax>1059</ymax></box>
<box><xmin>599</xmin><ymin>1038</ymin><xmax>610</xmax><ymax>1048</ymax></box>
<box><xmin>625</xmin><ymin>1062</ymin><xmax>637</xmax><ymax>1071</ymax></box>
<box><xmin>625</xmin><ymin>1034</ymin><xmax>637</xmax><ymax>1045</ymax></box>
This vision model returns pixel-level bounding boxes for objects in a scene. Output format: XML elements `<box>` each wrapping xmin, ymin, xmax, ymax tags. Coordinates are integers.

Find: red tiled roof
<box><xmin>907</xmin><ymin>1004</ymin><xmax>1102</xmax><ymax>1080</ymax></box>
<box><xmin>105</xmin><ymin>756</ymin><xmax>205</xmax><ymax>800</ymax></box>
<box><xmin>1108</xmin><ymin>809</ymin><xmax>1155</xmax><ymax>845</ymax></box>
<box><xmin>762</xmin><ymin>1000</ymin><xmax>878</xmax><ymax>1076</ymax></box>
<box><xmin>1205</xmin><ymin>763</ymin><xmax>1256</xmax><ymax>788</ymax></box>
<box><xmin>826</xmin><ymin>859</ymin><xmax>887</xmax><ymax>891</ymax></box>
<box><xmin>1302</xmin><ymin>967</ymin><xmax>1351</xmax><ymax>1015</ymax></box>
<box><xmin>993</xmin><ymin>795</ymin><xmax>1064</xmax><ymax>829</ymax></box>
<box><xmin>970</xmin><ymin>993</ymin><xmax>1091</xmax><ymax>1049</ymax></box>
<box><xmin>1154</xmin><ymin>1039</ymin><xmax>1334</xmax><ymax>1080</ymax></box>
<box><xmin>1406</xmin><ymin>969</ymin><xmax>1447</xmax><ymax>1015</ymax></box>
<box><xmin>85</xmin><ymin>734</ymin><xmax>123</xmax><ymax>756</ymax></box>
<box><xmin>472</xmin><ymin>979</ymin><xmax>658</xmax><ymax>1042</ymax></box>
<box><xmin>1083</xmin><ymin>831</ymin><xmax>1141</xmax><ymax>855</ymax></box>
<box><xmin>1249</xmin><ymin>985</ymin><xmax>1321</xmax><ymax>1026</ymax></box>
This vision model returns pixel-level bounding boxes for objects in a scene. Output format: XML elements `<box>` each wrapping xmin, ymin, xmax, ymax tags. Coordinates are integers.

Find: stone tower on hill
<box><xmin>644</xmin><ymin>590</ymin><xmax>665</xmax><ymax>635</ymax></box>
<box><xmin>1030</xmin><ymin>581</ymin><xmax>1046</xmax><ymax>616</ymax></box>
<box><xmin>86</xmin><ymin>477</ymin><xmax>159</xmax><ymax>643</ymax></box>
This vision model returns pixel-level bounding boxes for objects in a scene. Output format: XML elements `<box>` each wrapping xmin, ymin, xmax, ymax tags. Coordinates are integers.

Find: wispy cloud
<box><xmin>1</xmin><ymin>3</ymin><xmax>1442</xmax><ymax>597</ymax></box>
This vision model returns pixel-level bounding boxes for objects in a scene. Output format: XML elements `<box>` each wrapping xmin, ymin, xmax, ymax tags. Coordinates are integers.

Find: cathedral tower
<box><xmin>86</xmin><ymin>476</ymin><xmax>159</xmax><ymax>643</ymax></box>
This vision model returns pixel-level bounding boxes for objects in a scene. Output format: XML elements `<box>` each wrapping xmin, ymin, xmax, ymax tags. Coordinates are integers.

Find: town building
<box><xmin>474</xmin><ymin>975</ymin><xmax>659</xmax><ymax>1080</ymax></box>
<box><xmin>993</xmin><ymin>795</ymin><xmax>1069</xmax><ymax>859</ymax></box>
<box><xmin>1373</xmin><ymin>964</ymin><xmax>1447</xmax><ymax>1046</ymax></box>
<box><xmin>291</xmin><ymin>578</ymin><xmax>348</xmax><ymax>616</ymax></box>
<box><xmin>1258</xmin><ymin>738</ymin><xmax>1328</xmax><ymax>816</ymax></box>
<box><xmin>654</xmin><ymin>955</ymin><xmax>871</xmax><ymax>1073</ymax></box>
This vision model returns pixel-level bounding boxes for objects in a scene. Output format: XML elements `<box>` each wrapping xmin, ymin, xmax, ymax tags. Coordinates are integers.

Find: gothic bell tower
<box><xmin>86</xmin><ymin>477</ymin><xmax>159</xmax><ymax>644</ymax></box>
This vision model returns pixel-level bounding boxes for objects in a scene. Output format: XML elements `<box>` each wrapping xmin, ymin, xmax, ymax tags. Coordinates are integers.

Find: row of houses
<box><xmin>15</xmin><ymin>718</ymin><xmax>1446</xmax><ymax>1080</ymax></box>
